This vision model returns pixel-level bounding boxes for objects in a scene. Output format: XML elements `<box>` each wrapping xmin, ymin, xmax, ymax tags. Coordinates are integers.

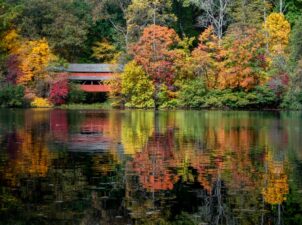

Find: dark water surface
<box><xmin>0</xmin><ymin>109</ymin><xmax>302</xmax><ymax>225</ymax></box>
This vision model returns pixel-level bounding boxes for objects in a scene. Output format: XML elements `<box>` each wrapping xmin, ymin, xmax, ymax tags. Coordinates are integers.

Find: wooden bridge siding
<box><xmin>80</xmin><ymin>84</ymin><xmax>111</xmax><ymax>92</ymax></box>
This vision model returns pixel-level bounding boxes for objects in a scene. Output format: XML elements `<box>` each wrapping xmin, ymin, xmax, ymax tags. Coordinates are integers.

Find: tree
<box><xmin>88</xmin><ymin>0</ymin><xmax>131</xmax><ymax>51</ymax></box>
<box><xmin>190</xmin><ymin>0</ymin><xmax>230</xmax><ymax>40</ymax></box>
<box><xmin>16</xmin><ymin>39</ymin><xmax>54</xmax><ymax>87</ymax></box>
<box><xmin>126</xmin><ymin>0</ymin><xmax>177</xmax><ymax>42</ymax></box>
<box><xmin>132</xmin><ymin>25</ymin><xmax>180</xmax><ymax>85</ymax></box>
<box><xmin>289</xmin><ymin>17</ymin><xmax>302</xmax><ymax>66</ymax></box>
<box><xmin>192</xmin><ymin>26</ymin><xmax>224</xmax><ymax>89</ymax></box>
<box><xmin>132</xmin><ymin>25</ymin><xmax>180</xmax><ymax>107</ymax></box>
<box><xmin>221</xmin><ymin>26</ymin><xmax>268</xmax><ymax>90</ymax></box>
<box><xmin>0</xmin><ymin>84</ymin><xmax>25</xmax><ymax>107</ymax></box>
<box><xmin>0</xmin><ymin>0</ymin><xmax>21</xmax><ymax>35</ymax></box>
<box><xmin>263</xmin><ymin>12</ymin><xmax>291</xmax><ymax>55</ymax></box>
<box><xmin>91</xmin><ymin>39</ymin><xmax>120</xmax><ymax>63</ymax></box>
<box><xmin>121</xmin><ymin>61</ymin><xmax>155</xmax><ymax>108</ymax></box>
<box><xmin>17</xmin><ymin>0</ymin><xmax>90</xmax><ymax>60</ymax></box>
<box><xmin>228</xmin><ymin>0</ymin><xmax>269</xmax><ymax>29</ymax></box>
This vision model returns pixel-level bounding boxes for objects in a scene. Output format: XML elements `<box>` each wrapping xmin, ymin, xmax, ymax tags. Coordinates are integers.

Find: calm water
<box><xmin>0</xmin><ymin>109</ymin><xmax>302</xmax><ymax>225</ymax></box>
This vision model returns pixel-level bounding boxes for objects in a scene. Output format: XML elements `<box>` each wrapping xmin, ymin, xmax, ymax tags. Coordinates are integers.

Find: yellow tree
<box><xmin>17</xmin><ymin>39</ymin><xmax>54</xmax><ymax>86</ymax></box>
<box><xmin>263</xmin><ymin>13</ymin><xmax>291</xmax><ymax>55</ymax></box>
<box><xmin>91</xmin><ymin>39</ymin><xmax>120</xmax><ymax>63</ymax></box>
<box><xmin>1</xmin><ymin>29</ymin><xmax>21</xmax><ymax>53</ymax></box>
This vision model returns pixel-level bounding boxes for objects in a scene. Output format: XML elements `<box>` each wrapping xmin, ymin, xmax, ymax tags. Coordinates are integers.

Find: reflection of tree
<box><xmin>3</xmin><ymin>128</ymin><xmax>55</xmax><ymax>186</ymax></box>
<box><xmin>121</xmin><ymin>111</ymin><xmax>154</xmax><ymax>155</ymax></box>
<box><xmin>262</xmin><ymin>151</ymin><xmax>289</xmax><ymax>205</ymax></box>
<box><xmin>131</xmin><ymin>128</ymin><xmax>177</xmax><ymax>192</ymax></box>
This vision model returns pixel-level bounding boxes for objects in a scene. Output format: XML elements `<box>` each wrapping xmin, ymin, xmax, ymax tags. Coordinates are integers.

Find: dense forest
<box><xmin>0</xmin><ymin>0</ymin><xmax>302</xmax><ymax>109</ymax></box>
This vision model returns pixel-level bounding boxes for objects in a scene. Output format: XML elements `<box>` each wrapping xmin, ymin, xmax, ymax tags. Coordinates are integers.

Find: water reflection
<box><xmin>0</xmin><ymin>109</ymin><xmax>302</xmax><ymax>225</ymax></box>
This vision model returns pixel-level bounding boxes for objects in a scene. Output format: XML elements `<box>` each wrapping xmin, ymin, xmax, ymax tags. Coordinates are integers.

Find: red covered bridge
<box><xmin>66</xmin><ymin>64</ymin><xmax>123</xmax><ymax>92</ymax></box>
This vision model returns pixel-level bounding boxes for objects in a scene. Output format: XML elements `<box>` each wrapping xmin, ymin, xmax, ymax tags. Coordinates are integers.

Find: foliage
<box><xmin>0</xmin><ymin>1</ymin><xmax>22</xmax><ymax>34</ymax></box>
<box><xmin>132</xmin><ymin>25</ymin><xmax>180</xmax><ymax>85</ymax></box>
<box><xmin>191</xmin><ymin>26</ymin><xmax>224</xmax><ymax>89</ymax></box>
<box><xmin>91</xmin><ymin>39</ymin><xmax>120</xmax><ymax>63</ymax></box>
<box><xmin>229</xmin><ymin>0</ymin><xmax>269</xmax><ymax>28</ymax></box>
<box><xmin>281</xmin><ymin>60</ymin><xmax>302</xmax><ymax>109</ymax></box>
<box><xmin>263</xmin><ymin>13</ymin><xmax>291</xmax><ymax>55</ymax></box>
<box><xmin>289</xmin><ymin>17</ymin><xmax>302</xmax><ymax>66</ymax></box>
<box><xmin>1</xmin><ymin>0</ymin><xmax>302</xmax><ymax>109</ymax></box>
<box><xmin>17</xmin><ymin>0</ymin><xmax>91</xmax><ymax>60</ymax></box>
<box><xmin>1</xmin><ymin>29</ymin><xmax>21</xmax><ymax>52</ymax></box>
<box><xmin>172</xmin><ymin>37</ymin><xmax>197</xmax><ymax>82</ymax></box>
<box><xmin>67</xmin><ymin>83</ymin><xmax>87</xmax><ymax>104</ymax></box>
<box><xmin>0</xmin><ymin>85</ymin><xmax>25</xmax><ymax>107</ymax></box>
<box><xmin>121</xmin><ymin>61</ymin><xmax>155</xmax><ymax>108</ymax></box>
<box><xmin>178</xmin><ymin>78</ymin><xmax>207</xmax><ymax>108</ymax></box>
<box><xmin>16</xmin><ymin>39</ymin><xmax>54</xmax><ymax>86</ymax></box>
<box><xmin>49</xmin><ymin>79</ymin><xmax>69</xmax><ymax>105</ymax></box>
<box><xmin>6</xmin><ymin>54</ymin><xmax>22</xmax><ymax>84</ymax></box>
<box><xmin>221</xmin><ymin>26</ymin><xmax>268</xmax><ymax>90</ymax></box>
<box><xmin>30</xmin><ymin>97</ymin><xmax>52</xmax><ymax>108</ymax></box>
<box><xmin>126</xmin><ymin>0</ymin><xmax>177</xmax><ymax>42</ymax></box>
<box><xmin>179</xmin><ymin>85</ymin><xmax>277</xmax><ymax>109</ymax></box>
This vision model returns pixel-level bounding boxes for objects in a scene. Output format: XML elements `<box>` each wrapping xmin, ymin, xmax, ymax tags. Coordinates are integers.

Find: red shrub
<box><xmin>49</xmin><ymin>79</ymin><xmax>69</xmax><ymax>105</ymax></box>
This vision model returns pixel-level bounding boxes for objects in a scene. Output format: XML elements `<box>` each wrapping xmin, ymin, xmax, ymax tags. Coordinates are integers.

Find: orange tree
<box><xmin>220</xmin><ymin>26</ymin><xmax>268</xmax><ymax>91</ymax></box>
<box><xmin>191</xmin><ymin>26</ymin><xmax>225</xmax><ymax>89</ymax></box>
<box><xmin>131</xmin><ymin>25</ymin><xmax>180</xmax><ymax>107</ymax></box>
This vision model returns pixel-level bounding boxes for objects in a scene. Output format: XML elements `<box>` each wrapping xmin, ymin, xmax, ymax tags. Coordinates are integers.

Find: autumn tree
<box><xmin>263</xmin><ymin>13</ymin><xmax>291</xmax><ymax>55</ymax></box>
<box><xmin>91</xmin><ymin>39</ymin><xmax>120</xmax><ymax>63</ymax></box>
<box><xmin>191</xmin><ymin>26</ymin><xmax>224</xmax><ymax>89</ymax></box>
<box><xmin>121</xmin><ymin>61</ymin><xmax>155</xmax><ymax>108</ymax></box>
<box><xmin>132</xmin><ymin>25</ymin><xmax>180</xmax><ymax>107</ymax></box>
<box><xmin>16</xmin><ymin>39</ymin><xmax>54</xmax><ymax>87</ymax></box>
<box><xmin>221</xmin><ymin>26</ymin><xmax>268</xmax><ymax>90</ymax></box>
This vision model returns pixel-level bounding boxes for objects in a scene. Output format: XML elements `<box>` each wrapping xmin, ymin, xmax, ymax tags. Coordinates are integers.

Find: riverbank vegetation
<box><xmin>1</xmin><ymin>0</ymin><xmax>302</xmax><ymax>109</ymax></box>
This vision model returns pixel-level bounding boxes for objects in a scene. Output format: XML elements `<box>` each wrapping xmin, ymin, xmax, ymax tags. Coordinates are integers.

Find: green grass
<box><xmin>58</xmin><ymin>101</ymin><xmax>112</xmax><ymax>110</ymax></box>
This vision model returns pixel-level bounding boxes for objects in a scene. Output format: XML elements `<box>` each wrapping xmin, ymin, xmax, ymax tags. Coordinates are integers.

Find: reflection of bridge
<box><xmin>50</xmin><ymin>111</ymin><xmax>123</xmax><ymax>152</ymax></box>
<box><xmin>67</xmin><ymin>64</ymin><xmax>123</xmax><ymax>92</ymax></box>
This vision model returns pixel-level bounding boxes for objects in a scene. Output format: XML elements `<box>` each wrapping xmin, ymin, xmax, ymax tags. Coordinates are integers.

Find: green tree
<box><xmin>290</xmin><ymin>17</ymin><xmax>302</xmax><ymax>66</ymax></box>
<box><xmin>228</xmin><ymin>0</ymin><xmax>269</xmax><ymax>29</ymax></box>
<box><xmin>0</xmin><ymin>84</ymin><xmax>25</xmax><ymax>107</ymax></box>
<box><xmin>17</xmin><ymin>0</ymin><xmax>91</xmax><ymax>60</ymax></box>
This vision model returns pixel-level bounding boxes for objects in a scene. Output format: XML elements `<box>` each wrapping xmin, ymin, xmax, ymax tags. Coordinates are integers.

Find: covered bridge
<box><xmin>65</xmin><ymin>64</ymin><xmax>123</xmax><ymax>92</ymax></box>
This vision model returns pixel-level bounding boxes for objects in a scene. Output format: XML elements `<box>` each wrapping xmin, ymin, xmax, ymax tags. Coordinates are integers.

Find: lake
<box><xmin>0</xmin><ymin>109</ymin><xmax>302</xmax><ymax>225</ymax></box>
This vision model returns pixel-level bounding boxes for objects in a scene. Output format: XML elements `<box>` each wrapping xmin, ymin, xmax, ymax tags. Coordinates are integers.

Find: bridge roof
<box><xmin>49</xmin><ymin>64</ymin><xmax>124</xmax><ymax>73</ymax></box>
<box><xmin>69</xmin><ymin>76</ymin><xmax>112</xmax><ymax>81</ymax></box>
<box><xmin>67</xmin><ymin>64</ymin><xmax>123</xmax><ymax>73</ymax></box>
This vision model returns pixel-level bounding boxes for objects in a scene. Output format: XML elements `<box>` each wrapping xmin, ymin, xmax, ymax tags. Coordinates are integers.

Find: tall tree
<box><xmin>132</xmin><ymin>25</ymin><xmax>180</xmax><ymax>107</ymax></box>
<box><xmin>263</xmin><ymin>12</ymin><xmax>291</xmax><ymax>56</ymax></box>
<box><xmin>192</xmin><ymin>26</ymin><xmax>224</xmax><ymax>89</ymax></box>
